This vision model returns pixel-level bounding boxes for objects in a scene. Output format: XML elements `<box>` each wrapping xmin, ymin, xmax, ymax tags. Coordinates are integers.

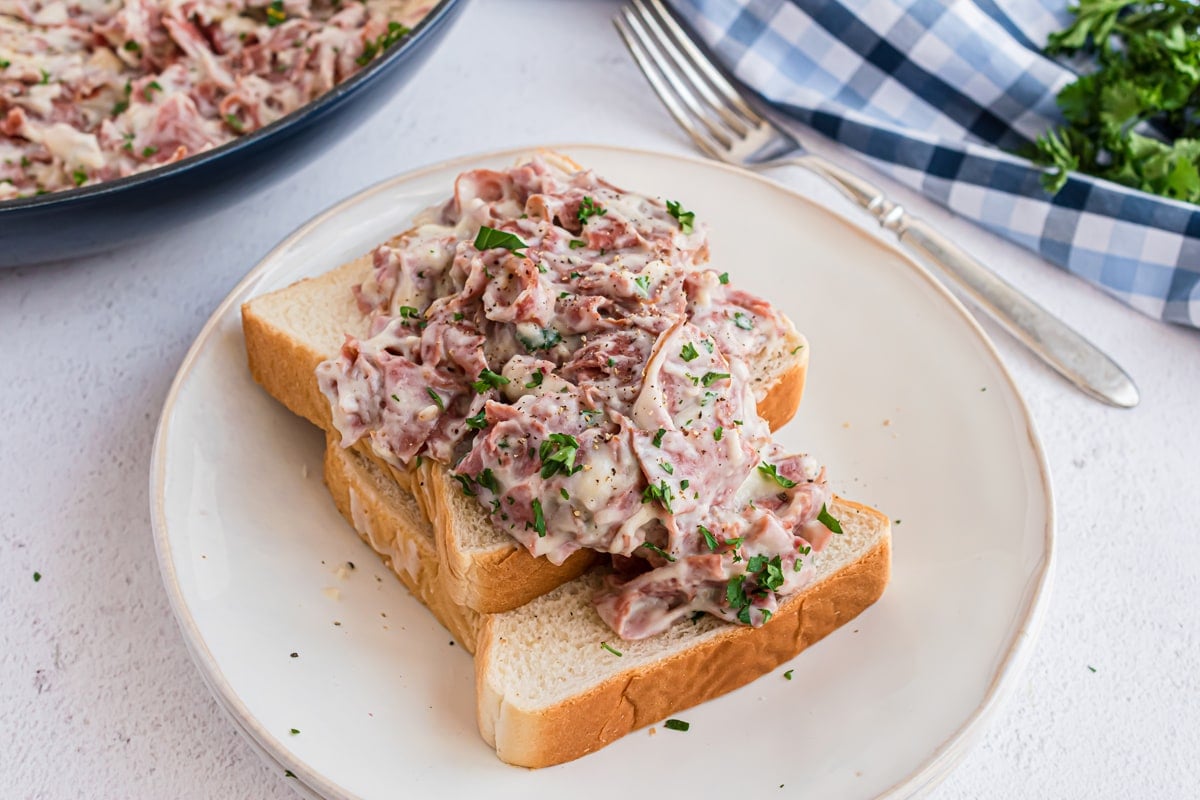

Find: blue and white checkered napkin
<box><xmin>670</xmin><ymin>0</ymin><xmax>1200</xmax><ymax>327</ymax></box>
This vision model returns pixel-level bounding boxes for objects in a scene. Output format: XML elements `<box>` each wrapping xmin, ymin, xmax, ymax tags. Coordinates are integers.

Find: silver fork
<box><xmin>615</xmin><ymin>0</ymin><xmax>1138</xmax><ymax>409</ymax></box>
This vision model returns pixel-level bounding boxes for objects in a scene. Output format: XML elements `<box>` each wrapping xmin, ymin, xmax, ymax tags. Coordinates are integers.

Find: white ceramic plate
<box><xmin>152</xmin><ymin>144</ymin><xmax>1053</xmax><ymax>799</ymax></box>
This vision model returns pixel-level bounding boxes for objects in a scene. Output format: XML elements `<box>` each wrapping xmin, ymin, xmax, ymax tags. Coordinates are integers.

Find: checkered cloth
<box><xmin>670</xmin><ymin>0</ymin><xmax>1200</xmax><ymax>327</ymax></box>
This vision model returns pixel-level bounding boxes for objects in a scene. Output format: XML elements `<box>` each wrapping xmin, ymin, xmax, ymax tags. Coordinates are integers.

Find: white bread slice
<box><xmin>474</xmin><ymin>498</ymin><xmax>891</xmax><ymax>768</ymax></box>
<box><xmin>243</xmin><ymin>246</ymin><xmax>809</xmax><ymax>615</ymax></box>
<box><xmin>322</xmin><ymin>432</ymin><xmax>482</xmax><ymax>652</ymax></box>
<box><xmin>323</xmin><ymin>437</ymin><xmax>890</xmax><ymax>768</ymax></box>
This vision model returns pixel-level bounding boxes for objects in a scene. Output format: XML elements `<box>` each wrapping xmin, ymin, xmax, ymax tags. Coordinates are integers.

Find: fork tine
<box><xmin>614</xmin><ymin>10</ymin><xmax>725</xmax><ymax>160</ymax></box>
<box><xmin>618</xmin><ymin>8</ymin><xmax>736</xmax><ymax>150</ymax></box>
<box><xmin>641</xmin><ymin>0</ymin><xmax>766</xmax><ymax>127</ymax></box>
<box><xmin>628</xmin><ymin>0</ymin><xmax>751</xmax><ymax>138</ymax></box>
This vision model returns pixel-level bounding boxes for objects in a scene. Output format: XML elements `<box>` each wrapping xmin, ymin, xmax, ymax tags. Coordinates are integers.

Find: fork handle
<box><xmin>780</xmin><ymin>154</ymin><xmax>1139</xmax><ymax>408</ymax></box>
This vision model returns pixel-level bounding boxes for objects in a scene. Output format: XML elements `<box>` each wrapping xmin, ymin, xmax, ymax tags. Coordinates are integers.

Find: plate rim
<box><xmin>150</xmin><ymin>141</ymin><xmax>1056</xmax><ymax>800</ymax></box>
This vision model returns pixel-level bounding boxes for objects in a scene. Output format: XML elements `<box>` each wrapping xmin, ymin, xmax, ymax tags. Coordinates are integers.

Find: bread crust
<box><xmin>475</xmin><ymin>499</ymin><xmax>891</xmax><ymax>768</ymax></box>
<box><xmin>322</xmin><ymin>435</ymin><xmax>482</xmax><ymax>652</ymax></box>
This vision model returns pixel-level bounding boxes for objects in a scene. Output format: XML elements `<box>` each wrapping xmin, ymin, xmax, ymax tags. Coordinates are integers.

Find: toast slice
<box><xmin>474</xmin><ymin>498</ymin><xmax>891</xmax><ymax>768</ymax></box>
<box><xmin>243</xmin><ymin>256</ymin><xmax>809</xmax><ymax>614</ymax></box>
<box><xmin>322</xmin><ymin>438</ymin><xmax>890</xmax><ymax>768</ymax></box>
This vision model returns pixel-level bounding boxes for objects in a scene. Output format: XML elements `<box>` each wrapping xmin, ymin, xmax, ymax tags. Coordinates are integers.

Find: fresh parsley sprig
<box><xmin>1032</xmin><ymin>0</ymin><xmax>1200</xmax><ymax>202</ymax></box>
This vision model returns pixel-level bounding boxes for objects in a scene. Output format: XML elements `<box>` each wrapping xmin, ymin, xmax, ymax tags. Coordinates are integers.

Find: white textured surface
<box><xmin>0</xmin><ymin>1</ymin><xmax>1197</xmax><ymax>798</ymax></box>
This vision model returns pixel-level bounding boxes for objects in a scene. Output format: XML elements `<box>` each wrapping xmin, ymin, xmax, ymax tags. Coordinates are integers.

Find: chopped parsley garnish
<box><xmin>659</xmin><ymin>461</ymin><xmax>674</xmax><ymax>475</ymax></box>
<box><xmin>142</xmin><ymin>146</ymin><xmax>158</xmax><ymax>157</ymax></box>
<box><xmin>680</xmin><ymin>479</ymin><xmax>689</xmax><ymax>490</ymax></box>
<box><xmin>569</xmin><ymin>271</ymin><xmax>583</xmax><ymax>279</ymax></box>
<box><xmin>560</xmin><ymin>488</ymin><xmax>570</xmax><ymax>500</ymax></box>
<box><xmin>783</xmin><ymin>669</ymin><xmax>794</xmax><ymax>680</ymax></box>
<box><xmin>633</xmin><ymin>274</ymin><xmax>651</xmax><ymax>296</ymax></box>
<box><xmin>569</xmin><ymin>239</ymin><xmax>587</xmax><ymax>249</ymax></box>
<box><xmin>639</xmin><ymin>541</ymin><xmax>676</xmax><ymax>562</ymax></box>
<box><xmin>356</xmin><ymin>21</ymin><xmax>411</xmax><ymax>64</ymax></box>
<box><xmin>452</xmin><ymin>474</ymin><xmax>475</xmax><ymax>496</ymax></box>
<box><xmin>476</xmin><ymin>468</ymin><xmax>499</xmax><ymax>493</ymax></box>
<box><xmin>33</xmin><ymin>571</ymin><xmax>41</xmax><ymax>582</ymax></box>
<box><xmin>700</xmin><ymin>372</ymin><xmax>730</xmax><ymax>387</ymax></box>
<box><xmin>651</xmin><ymin>428</ymin><xmax>666</xmax><ymax>448</ymax></box>
<box><xmin>425</xmin><ymin>387</ymin><xmax>444</xmax><ymax>411</ymax></box>
<box><xmin>699</xmin><ymin>525</ymin><xmax>718</xmax><ymax>551</ymax></box>
<box><xmin>713</xmin><ymin>426</ymin><xmax>723</xmax><ymax>441</ymax></box>
<box><xmin>817</xmin><ymin>503</ymin><xmax>843</xmax><ymax>534</ymax></box>
<box><xmin>473</xmin><ymin>226</ymin><xmax>528</xmax><ymax>257</ymax></box>
<box><xmin>40</xmin><ymin>68</ymin><xmax>51</xmax><ymax>84</ymax></box>
<box><xmin>577</xmin><ymin>195</ymin><xmax>607</xmax><ymax>224</ymax></box>
<box><xmin>471</xmin><ymin>369</ymin><xmax>509</xmax><ymax>393</ymax></box>
<box><xmin>758</xmin><ymin>462</ymin><xmax>797</xmax><ymax>488</ymax></box>
<box><xmin>791</xmin><ymin>344</ymin><xmax>804</xmax><ymax>355</ymax></box>
<box><xmin>112</xmin><ymin>99</ymin><xmax>130</xmax><ymax>115</ymax></box>
<box><xmin>725</xmin><ymin>574</ymin><xmax>752</xmax><ymax>623</ymax></box>
<box><xmin>224</xmin><ymin>114</ymin><xmax>244</xmax><ymax>132</ymax></box>
<box><xmin>665</xmin><ymin>200</ymin><xmax>695</xmax><ymax>233</ymax></box>
<box><xmin>733</xmin><ymin>311</ymin><xmax>754</xmax><ymax>330</ymax></box>
<box><xmin>0</xmin><ymin>59</ymin><xmax>9</xmax><ymax>69</ymax></box>
<box><xmin>266</xmin><ymin>0</ymin><xmax>287</xmax><ymax>25</ymax></box>
<box><xmin>72</xmin><ymin>170</ymin><xmax>86</xmax><ymax>187</ymax></box>
<box><xmin>517</xmin><ymin>326</ymin><xmax>562</xmax><ymax>351</ymax></box>
<box><xmin>399</xmin><ymin>305</ymin><xmax>420</xmax><ymax>319</ymax></box>
<box><xmin>718</xmin><ymin>272</ymin><xmax>729</xmax><ymax>285</ymax></box>
<box><xmin>680</xmin><ymin>342</ymin><xmax>699</xmax><ymax>361</ymax></box>
<box><xmin>539</xmin><ymin>433</ymin><xmax>582</xmax><ymax>479</ymax></box>
<box><xmin>284</xmin><ymin>770</ymin><xmax>296</xmax><ymax>778</ymax></box>
<box><xmin>600</xmin><ymin>641</ymin><xmax>622</xmax><ymax>657</ymax></box>
<box><xmin>529</xmin><ymin>498</ymin><xmax>546</xmax><ymax>537</ymax></box>
<box><xmin>664</xmin><ymin>719</ymin><xmax>690</xmax><ymax>732</ymax></box>
<box><xmin>143</xmin><ymin>80</ymin><xmax>162</xmax><ymax>100</ymax></box>
<box><xmin>465</xmin><ymin>410</ymin><xmax>488</xmax><ymax>429</ymax></box>
<box><xmin>123</xmin><ymin>40</ymin><xmax>141</xmax><ymax>52</ymax></box>
<box><xmin>581</xmin><ymin>408</ymin><xmax>603</xmax><ymax>425</ymax></box>
<box><xmin>641</xmin><ymin>479</ymin><xmax>674</xmax><ymax>514</ymax></box>
<box><xmin>525</xmin><ymin>370</ymin><xmax>544</xmax><ymax>388</ymax></box>
<box><xmin>606</xmin><ymin>357</ymin><xmax>615</xmax><ymax>367</ymax></box>
<box><xmin>747</xmin><ymin>554</ymin><xmax>785</xmax><ymax>591</ymax></box>
<box><xmin>289</xmin><ymin>728</ymin><xmax>300</xmax><ymax>735</ymax></box>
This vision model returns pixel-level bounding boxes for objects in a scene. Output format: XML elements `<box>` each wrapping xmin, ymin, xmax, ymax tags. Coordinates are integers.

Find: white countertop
<box><xmin>2</xmin><ymin>1</ymin><xmax>1198</xmax><ymax>797</ymax></box>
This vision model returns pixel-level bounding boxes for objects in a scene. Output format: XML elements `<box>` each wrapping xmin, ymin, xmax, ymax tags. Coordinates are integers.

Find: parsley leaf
<box><xmin>539</xmin><ymin>433</ymin><xmax>582</xmax><ymax>479</ymax></box>
<box><xmin>641</xmin><ymin>479</ymin><xmax>675</xmax><ymax>514</ymax></box>
<box><xmin>817</xmin><ymin>503</ymin><xmax>844</xmax><ymax>534</ymax></box>
<box><xmin>465</xmin><ymin>409</ymin><xmax>489</xmax><ymax>429</ymax></box>
<box><xmin>600</xmin><ymin>641</ymin><xmax>622</xmax><ymax>657</ymax></box>
<box><xmin>680</xmin><ymin>342</ymin><xmax>699</xmax><ymax>361</ymax></box>
<box><xmin>713</xmin><ymin>426</ymin><xmax>723</xmax><ymax>441</ymax></box>
<box><xmin>700</xmin><ymin>372</ymin><xmax>730</xmax><ymax>387</ymax></box>
<box><xmin>633</xmin><ymin>274</ymin><xmax>651</xmax><ymax>296</ymax></box>
<box><xmin>733</xmin><ymin>311</ymin><xmax>754</xmax><ymax>330</ymax></box>
<box><xmin>425</xmin><ymin>387</ymin><xmax>444</xmax><ymax>411</ymax></box>
<box><xmin>638</xmin><ymin>541</ymin><xmax>676</xmax><ymax>562</ymax></box>
<box><xmin>474</xmin><ymin>226</ymin><xmax>528</xmax><ymax>257</ymax></box>
<box><xmin>699</xmin><ymin>525</ymin><xmax>718</xmax><ymax>550</ymax></box>
<box><xmin>718</xmin><ymin>271</ymin><xmax>729</xmax><ymax>284</ymax></box>
<box><xmin>529</xmin><ymin>498</ymin><xmax>546</xmax><ymax>537</ymax></box>
<box><xmin>651</xmin><ymin>428</ymin><xmax>666</xmax><ymax>447</ymax></box>
<box><xmin>577</xmin><ymin>196</ymin><xmax>607</xmax><ymax>224</ymax></box>
<box><xmin>665</xmin><ymin>199</ymin><xmax>695</xmax><ymax>233</ymax></box>
<box><xmin>758</xmin><ymin>462</ymin><xmax>797</xmax><ymax>488</ymax></box>
<box><xmin>525</xmin><ymin>370</ymin><xmax>544</xmax><ymax>388</ymax></box>
<box><xmin>471</xmin><ymin>369</ymin><xmax>509</xmax><ymax>393</ymax></box>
